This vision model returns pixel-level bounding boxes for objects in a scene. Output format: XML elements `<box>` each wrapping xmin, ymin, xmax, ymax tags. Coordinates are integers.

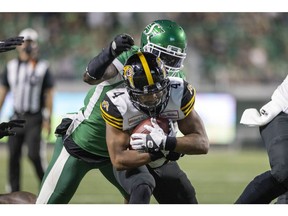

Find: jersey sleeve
<box><xmin>181</xmin><ymin>81</ymin><xmax>196</xmax><ymax>117</ymax></box>
<box><xmin>112</xmin><ymin>45</ymin><xmax>139</xmax><ymax>75</ymax></box>
<box><xmin>0</xmin><ymin>66</ymin><xmax>10</xmax><ymax>88</ymax></box>
<box><xmin>42</xmin><ymin>68</ymin><xmax>55</xmax><ymax>89</ymax></box>
<box><xmin>100</xmin><ymin>94</ymin><xmax>123</xmax><ymax>130</ymax></box>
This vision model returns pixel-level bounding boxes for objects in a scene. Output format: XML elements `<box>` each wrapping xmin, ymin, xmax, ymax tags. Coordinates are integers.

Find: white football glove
<box><xmin>130</xmin><ymin>118</ymin><xmax>167</xmax><ymax>152</ymax></box>
<box><xmin>168</xmin><ymin>120</ymin><xmax>178</xmax><ymax>137</ymax></box>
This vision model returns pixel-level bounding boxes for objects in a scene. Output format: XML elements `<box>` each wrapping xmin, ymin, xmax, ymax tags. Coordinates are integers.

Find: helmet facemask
<box><xmin>143</xmin><ymin>42</ymin><xmax>186</xmax><ymax>76</ymax></box>
<box><xmin>141</xmin><ymin>19</ymin><xmax>187</xmax><ymax>77</ymax></box>
<box><xmin>128</xmin><ymin>79</ymin><xmax>170</xmax><ymax>117</ymax></box>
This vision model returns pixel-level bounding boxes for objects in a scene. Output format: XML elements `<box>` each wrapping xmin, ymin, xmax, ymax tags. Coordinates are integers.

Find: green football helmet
<box><xmin>141</xmin><ymin>19</ymin><xmax>187</xmax><ymax>76</ymax></box>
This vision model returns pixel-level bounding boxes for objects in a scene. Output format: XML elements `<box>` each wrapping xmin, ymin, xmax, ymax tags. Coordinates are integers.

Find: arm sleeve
<box><xmin>180</xmin><ymin>81</ymin><xmax>196</xmax><ymax>117</ymax></box>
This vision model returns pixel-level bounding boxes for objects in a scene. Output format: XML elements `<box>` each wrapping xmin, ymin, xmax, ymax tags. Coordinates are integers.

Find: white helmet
<box><xmin>19</xmin><ymin>28</ymin><xmax>38</xmax><ymax>41</ymax></box>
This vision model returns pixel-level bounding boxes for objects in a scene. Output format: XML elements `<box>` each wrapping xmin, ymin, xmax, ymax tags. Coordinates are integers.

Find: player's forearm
<box><xmin>174</xmin><ymin>134</ymin><xmax>209</xmax><ymax>155</ymax></box>
<box><xmin>112</xmin><ymin>150</ymin><xmax>151</xmax><ymax>171</ymax></box>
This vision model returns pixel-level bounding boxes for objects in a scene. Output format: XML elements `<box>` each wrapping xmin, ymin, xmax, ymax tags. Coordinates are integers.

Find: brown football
<box><xmin>132</xmin><ymin>117</ymin><xmax>170</xmax><ymax>135</ymax></box>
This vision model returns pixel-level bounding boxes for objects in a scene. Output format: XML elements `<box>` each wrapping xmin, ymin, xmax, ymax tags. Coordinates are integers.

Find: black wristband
<box><xmin>86</xmin><ymin>44</ymin><xmax>114</xmax><ymax>80</ymax></box>
<box><xmin>165</xmin><ymin>136</ymin><xmax>177</xmax><ymax>151</ymax></box>
<box><xmin>149</xmin><ymin>151</ymin><xmax>163</xmax><ymax>161</ymax></box>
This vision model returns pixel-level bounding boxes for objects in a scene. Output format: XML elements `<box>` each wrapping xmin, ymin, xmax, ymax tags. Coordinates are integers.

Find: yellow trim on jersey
<box><xmin>100</xmin><ymin>104</ymin><xmax>123</xmax><ymax>130</ymax></box>
<box><xmin>182</xmin><ymin>98</ymin><xmax>195</xmax><ymax>116</ymax></box>
<box><xmin>137</xmin><ymin>52</ymin><xmax>154</xmax><ymax>85</ymax></box>
<box><xmin>181</xmin><ymin>88</ymin><xmax>196</xmax><ymax>116</ymax></box>
<box><xmin>181</xmin><ymin>93</ymin><xmax>195</xmax><ymax>111</ymax></box>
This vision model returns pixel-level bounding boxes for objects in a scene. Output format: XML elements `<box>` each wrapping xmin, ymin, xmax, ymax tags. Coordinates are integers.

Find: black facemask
<box><xmin>24</xmin><ymin>44</ymin><xmax>33</xmax><ymax>54</ymax></box>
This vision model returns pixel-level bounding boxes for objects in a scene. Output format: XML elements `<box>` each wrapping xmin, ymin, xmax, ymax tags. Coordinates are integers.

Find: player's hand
<box><xmin>0</xmin><ymin>119</ymin><xmax>26</xmax><ymax>138</ymax></box>
<box><xmin>130</xmin><ymin>118</ymin><xmax>167</xmax><ymax>152</ymax></box>
<box><xmin>168</xmin><ymin>120</ymin><xmax>178</xmax><ymax>137</ymax></box>
<box><xmin>110</xmin><ymin>34</ymin><xmax>134</xmax><ymax>57</ymax></box>
<box><xmin>0</xmin><ymin>36</ymin><xmax>24</xmax><ymax>53</ymax></box>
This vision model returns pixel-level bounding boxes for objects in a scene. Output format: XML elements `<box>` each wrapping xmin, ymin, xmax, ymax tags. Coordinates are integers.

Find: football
<box><xmin>132</xmin><ymin>117</ymin><xmax>170</xmax><ymax>135</ymax></box>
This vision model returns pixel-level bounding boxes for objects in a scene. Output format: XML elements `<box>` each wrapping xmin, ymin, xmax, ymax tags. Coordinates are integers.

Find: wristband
<box><xmin>165</xmin><ymin>136</ymin><xmax>177</xmax><ymax>151</ymax></box>
<box><xmin>149</xmin><ymin>151</ymin><xmax>163</xmax><ymax>161</ymax></box>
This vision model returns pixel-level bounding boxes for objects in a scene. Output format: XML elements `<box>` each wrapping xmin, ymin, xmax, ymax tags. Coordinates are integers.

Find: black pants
<box><xmin>7</xmin><ymin>112</ymin><xmax>45</xmax><ymax>192</ymax></box>
<box><xmin>114</xmin><ymin>161</ymin><xmax>197</xmax><ymax>204</ymax></box>
<box><xmin>236</xmin><ymin>112</ymin><xmax>288</xmax><ymax>204</ymax></box>
<box><xmin>261</xmin><ymin>112</ymin><xmax>288</xmax><ymax>203</ymax></box>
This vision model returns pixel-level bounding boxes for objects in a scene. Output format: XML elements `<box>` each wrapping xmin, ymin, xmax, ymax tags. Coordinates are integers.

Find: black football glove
<box><xmin>0</xmin><ymin>119</ymin><xmax>26</xmax><ymax>138</ymax></box>
<box><xmin>110</xmin><ymin>34</ymin><xmax>134</xmax><ymax>57</ymax></box>
<box><xmin>0</xmin><ymin>36</ymin><xmax>24</xmax><ymax>53</ymax></box>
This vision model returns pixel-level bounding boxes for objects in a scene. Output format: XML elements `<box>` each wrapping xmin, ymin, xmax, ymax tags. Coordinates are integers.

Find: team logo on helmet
<box><xmin>101</xmin><ymin>100</ymin><xmax>109</xmax><ymax>112</ymax></box>
<box><xmin>123</xmin><ymin>65</ymin><xmax>135</xmax><ymax>89</ymax></box>
<box><xmin>143</xmin><ymin>22</ymin><xmax>165</xmax><ymax>39</ymax></box>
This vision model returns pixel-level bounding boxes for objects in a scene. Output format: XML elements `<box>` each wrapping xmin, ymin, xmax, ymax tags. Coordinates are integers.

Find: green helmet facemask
<box><xmin>141</xmin><ymin>19</ymin><xmax>187</xmax><ymax>76</ymax></box>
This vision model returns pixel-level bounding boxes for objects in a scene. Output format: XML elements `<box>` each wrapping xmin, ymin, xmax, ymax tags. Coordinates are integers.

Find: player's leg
<box><xmin>99</xmin><ymin>163</ymin><xmax>130</xmax><ymax>202</ymax></box>
<box><xmin>275</xmin><ymin>192</ymin><xmax>288</xmax><ymax>204</ymax></box>
<box><xmin>7</xmin><ymin>132</ymin><xmax>24</xmax><ymax>192</ymax></box>
<box><xmin>235</xmin><ymin>112</ymin><xmax>288</xmax><ymax>204</ymax></box>
<box><xmin>36</xmin><ymin>136</ymin><xmax>92</xmax><ymax>203</ymax></box>
<box><xmin>148</xmin><ymin>161</ymin><xmax>198</xmax><ymax>204</ymax></box>
<box><xmin>113</xmin><ymin>166</ymin><xmax>155</xmax><ymax>204</ymax></box>
<box><xmin>25</xmin><ymin>113</ymin><xmax>45</xmax><ymax>183</ymax></box>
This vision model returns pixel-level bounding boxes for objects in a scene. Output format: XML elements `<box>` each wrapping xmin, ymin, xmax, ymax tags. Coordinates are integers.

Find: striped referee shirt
<box><xmin>1</xmin><ymin>58</ymin><xmax>54</xmax><ymax>114</ymax></box>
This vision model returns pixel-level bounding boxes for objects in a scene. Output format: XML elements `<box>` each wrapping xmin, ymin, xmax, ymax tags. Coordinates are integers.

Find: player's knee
<box><xmin>131</xmin><ymin>174</ymin><xmax>155</xmax><ymax>191</ymax></box>
<box><xmin>129</xmin><ymin>184</ymin><xmax>153</xmax><ymax>204</ymax></box>
<box><xmin>27</xmin><ymin>152</ymin><xmax>40</xmax><ymax>162</ymax></box>
<box><xmin>271</xmin><ymin>164</ymin><xmax>288</xmax><ymax>188</ymax></box>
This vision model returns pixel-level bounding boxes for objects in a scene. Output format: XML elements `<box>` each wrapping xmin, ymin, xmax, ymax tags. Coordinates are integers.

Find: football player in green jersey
<box><xmin>36</xmin><ymin>19</ymin><xmax>193</xmax><ymax>204</ymax></box>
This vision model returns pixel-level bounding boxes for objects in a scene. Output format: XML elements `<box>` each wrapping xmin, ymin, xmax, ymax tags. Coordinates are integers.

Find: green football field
<box><xmin>0</xmin><ymin>145</ymin><xmax>270</xmax><ymax>204</ymax></box>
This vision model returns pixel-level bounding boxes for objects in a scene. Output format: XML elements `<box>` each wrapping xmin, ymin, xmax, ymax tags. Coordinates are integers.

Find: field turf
<box><xmin>0</xmin><ymin>145</ymin><xmax>270</xmax><ymax>204</ymax></box>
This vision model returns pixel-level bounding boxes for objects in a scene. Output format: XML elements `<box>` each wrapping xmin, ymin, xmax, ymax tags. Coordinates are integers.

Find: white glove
<box><xmin>240</xmin><ymin>100</ymin><xmax>282</xmax><ymax>127</ymax></box>
<box><xmin>130</xmin><ymin>118</ymin><xmax>167</xmax><ymax>152</ymax></box>
<box><xmin>168</xmin><ymin>120</ymin><xmax>178</xmax><ymax>137</ymax></box>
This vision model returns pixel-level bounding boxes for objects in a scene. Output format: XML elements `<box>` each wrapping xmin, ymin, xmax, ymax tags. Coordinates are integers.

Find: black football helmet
<box><xmin>123</xmin><ymin>52</ymin><xmax>170</xmax><ymax>117</ymax></box>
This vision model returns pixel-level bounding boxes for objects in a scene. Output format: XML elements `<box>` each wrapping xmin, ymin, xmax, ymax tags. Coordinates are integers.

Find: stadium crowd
<box><xmin>0</xmin><ymin>12</ymin><xmax>288</xmax><ymax>87</ymax></box>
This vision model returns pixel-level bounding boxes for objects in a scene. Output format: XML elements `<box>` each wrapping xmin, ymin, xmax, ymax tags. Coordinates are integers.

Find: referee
<box><xmin>0</xmin><ymin>28</ymin><xmax>55</xmax><ymax>192</ymax></box>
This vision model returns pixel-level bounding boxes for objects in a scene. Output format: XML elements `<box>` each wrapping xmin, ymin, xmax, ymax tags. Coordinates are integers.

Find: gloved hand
<box><xmin>130</xmin><ymin>118</ymin><xmax>167</xmax><ymax>152</ymax></box>
<box><xmin>0</xmin><ymin>119</ymin><xmax>26</xmax><ymax>138</ymax></box>
<box><xmin>110</xmin><ymin>34</ymin><xmax>134</xmax><ymax>57</ymax></box>
<box><xmin>0</xmin><ymin>36</ymin><xmax>24</xmax><ymax>53</ymax></box>
<box><xmin>168</xmin><ymin>120</ymin><xmax>178</xmax><ymax>137</ymax></box>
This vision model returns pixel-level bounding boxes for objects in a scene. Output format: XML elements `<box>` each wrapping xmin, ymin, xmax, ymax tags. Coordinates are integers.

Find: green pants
<box><xmin>36</xmin><ymin>136</ymin><xmax>128</xmax><ymax>203</ymax></box>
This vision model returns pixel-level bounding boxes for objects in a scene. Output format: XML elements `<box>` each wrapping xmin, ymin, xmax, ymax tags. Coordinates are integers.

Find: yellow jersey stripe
<box><xmin>101</xmin><ymin>113</ymin><xmax>123</xmax><ymax>130</ymax></box>
<box><xmin>182</xmin><ymin>99</ymin><xmax>195</xmax><ymax>117</ymax></box>
<box><xmin>100</xmin><ymin>103</ymin><xmax>123</xmax><ymax>129</ymax></box>
<box><xmin>100</xmin><ymin>102</ymin><xmax>122</xmax><ymax>122</ymax></box>
<box><xmin>137</xmin><ymin>52</ymin><xmax>154</xmax><ymax>85</ymax></box>
<box><xmin>181</xmin><ymin>93</ymin><xmax>195</xmax><ymax>111</ymax></box>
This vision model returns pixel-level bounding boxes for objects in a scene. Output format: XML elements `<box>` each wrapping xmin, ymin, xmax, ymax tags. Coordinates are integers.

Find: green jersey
<box><xmin>68</xmin><ymin>45</ymin><xmax>186</xmax><ymax>157</ymax></box>
<box><xmin>68</xmin><ymin>46</ymin><xmax>138</xmax><ymax>157</ymax></box>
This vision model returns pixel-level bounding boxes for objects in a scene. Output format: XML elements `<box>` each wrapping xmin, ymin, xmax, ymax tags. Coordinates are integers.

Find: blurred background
<box><xmin>0</xmin><ymin>12</ymin><xmax>287</xmax><ymax>203</ymax></box>
<box><xmin>1</xmin><ymin>12</ymin><xmax>287</xmax><ymax>146</ymax></box>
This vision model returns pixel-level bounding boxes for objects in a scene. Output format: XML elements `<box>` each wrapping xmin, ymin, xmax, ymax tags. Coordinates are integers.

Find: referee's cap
<box><xmin>19</xmin><ymin>28</ymin><xmax>38</xmax><ymax>41</ymax></box>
